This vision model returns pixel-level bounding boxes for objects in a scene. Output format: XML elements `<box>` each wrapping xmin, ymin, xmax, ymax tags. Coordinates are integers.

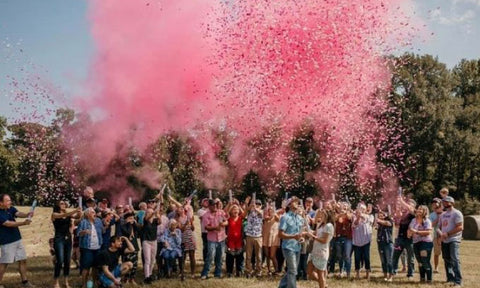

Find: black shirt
<box><xmin>53</xmin><ymin>217</ymin><xmax>72</xmax><ymax>237</ymax></box>
<box><xmin>377</xmin><ymin>219</ymin><xmax>393</xmax><ymax>243</ymax></box>
<box><xmin>398</xmin><ymin>213</ymin><xmax>415</xmax><ymax>239</ymax></box>
<box><xmin>96</xmin><ymin>247</ymin><xmax>124</xmax><ymax>271</ymax></box>
<box><xmin>120</xmin><ymin>223</ymin><xmax>140</xmax><ymax>251</ymax></box>
<box><xmin>142</xmin><ymin>219</ymin><xmax>159</xmax><ymax>242</ymax></box>
<box><xmin>0</xmin><ymin>207</ymin><xmax>21</xmax><ymax>245</ymax></box>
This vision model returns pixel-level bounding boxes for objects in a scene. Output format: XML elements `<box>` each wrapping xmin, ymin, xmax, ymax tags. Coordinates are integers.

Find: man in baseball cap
<box><xmin>278</xmin><ymin>196</ymin><xmax>306</xmax><ymax>288</ymax></box>
<box><xmin>438</xmin><ymin>196</ymin><xmax>463</xmax><ymax>286</ymax></box>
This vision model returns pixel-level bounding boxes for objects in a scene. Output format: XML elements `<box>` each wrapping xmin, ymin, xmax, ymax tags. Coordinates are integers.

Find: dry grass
<box><xmin>1</xmin><ymin>207</ymin><xmax>479</xmax><ymax>287</ymax></box>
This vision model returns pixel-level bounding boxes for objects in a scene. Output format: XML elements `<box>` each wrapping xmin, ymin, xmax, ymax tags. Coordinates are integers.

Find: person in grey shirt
<box><xmin>438</xmin><ymin>196</ymin><xmax>463</xmax><ymax>287</ymax></box>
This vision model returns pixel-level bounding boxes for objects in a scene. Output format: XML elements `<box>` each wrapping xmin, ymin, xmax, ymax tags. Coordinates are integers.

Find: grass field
<box><xmin>1</xmin><ymin>207</ymin><xmax>478</xmax><ymax>287</ymax></box>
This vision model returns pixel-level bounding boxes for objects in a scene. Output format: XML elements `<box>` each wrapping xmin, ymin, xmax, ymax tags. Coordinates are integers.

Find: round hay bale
<box><xmin>463</xmin><ymin>215</ymin><xmax>480</xmax><ymax>240</ymax></box>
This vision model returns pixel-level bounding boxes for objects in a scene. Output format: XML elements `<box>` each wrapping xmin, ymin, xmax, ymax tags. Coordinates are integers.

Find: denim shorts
<box><xmin>80</xmin><ymin>248</ymin><xmax>100</xmax><ymax>271</ymax></box>
<box><xmin>99</xmin><ymin>264</ymin><xmax>121</xmax><ymax>287</ymax></box>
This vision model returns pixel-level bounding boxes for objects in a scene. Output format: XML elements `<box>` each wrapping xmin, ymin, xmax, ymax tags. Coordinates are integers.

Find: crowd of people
<box><xmin>0</xmin><ymin>186</ymin><xmax>465</xmax><ymax>288</ymax></box>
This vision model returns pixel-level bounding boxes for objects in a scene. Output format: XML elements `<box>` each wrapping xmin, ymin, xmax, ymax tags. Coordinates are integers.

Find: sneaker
<box><xmin>201</xmin><ymin>275</ymin><xmax>207</xmax><ymax>280</ymax></box>
<box><xmin>144</xmin><ymin>277</ymin><xmax>152</xmax><ymax>284</ymax></box>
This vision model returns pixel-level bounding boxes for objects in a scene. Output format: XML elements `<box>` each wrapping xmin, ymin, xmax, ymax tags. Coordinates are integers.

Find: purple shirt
<box><xmin>352</xmin><ymin>214</ymin><xmax>373</xmax><ymax>247</ymax></box>
<box><xmin>409</xmin><ymin>218</ymin><xmax>432</xmax><ymax>243</ymax></box>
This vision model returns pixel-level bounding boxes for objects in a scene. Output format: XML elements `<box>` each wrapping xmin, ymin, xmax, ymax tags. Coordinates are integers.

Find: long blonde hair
<box><xmin>416</xmin><ymin>205</ymin><xmax>429</xmax><ymax>220</ymax></box>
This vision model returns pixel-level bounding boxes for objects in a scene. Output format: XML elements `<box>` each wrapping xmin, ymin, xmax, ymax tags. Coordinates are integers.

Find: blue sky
<box><xmin>0</xmin><ymin>0</ymin><xmax>479</xmax><ymax>122</ymax></box>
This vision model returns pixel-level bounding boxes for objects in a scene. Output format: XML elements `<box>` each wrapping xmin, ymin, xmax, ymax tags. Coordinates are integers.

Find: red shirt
<box><xmin>335</xmin><ymin>215</ymin><xmax>353</xmax><ymax>239</ymax></box>
<box><xmin>227</xmin><ymin>216</ymin><xmax>244</xmax><ymax>250</ymax></box>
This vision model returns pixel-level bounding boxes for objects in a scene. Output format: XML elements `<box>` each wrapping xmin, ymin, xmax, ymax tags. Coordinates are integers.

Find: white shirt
<box><xmin>89</xmin><ymin>223</ymin><xmax>101</xmax><ymax>250</ymax></box>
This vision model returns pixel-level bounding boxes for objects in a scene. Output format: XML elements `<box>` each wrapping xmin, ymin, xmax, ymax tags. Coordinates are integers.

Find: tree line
<box><xmin>1</xmin><ymin>53</ymin><xmax>480</xmax><ymax>214</ymax></box>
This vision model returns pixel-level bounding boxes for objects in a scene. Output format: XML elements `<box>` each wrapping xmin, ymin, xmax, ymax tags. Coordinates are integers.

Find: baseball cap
<box><xmin>255</xmin><ymin>199</ymin><xmax>262</xmax><ymax>205</ymax></box>
<box><xmin>431</xmin><ymin>198</ymin><xmax>442</xmax><ymax>204</ymax></box>
<box><xmin>286</xmin><ymin>196</ymin><xmax>300</xmax><ymax>207</ymax></box>
<box><xmin>208</xmin><ymin>199</ymin><xmax>216</xmax><ymax>206</ymax></box>
<box><xmin>442</xmin><ymin>196</ymin><xmax>455</xmax><ymax>203</ymax></box>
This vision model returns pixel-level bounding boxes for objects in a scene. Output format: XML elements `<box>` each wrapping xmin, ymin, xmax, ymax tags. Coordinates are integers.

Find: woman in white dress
<box><xmin>307</xmin><ymin>209</ymin><xmax>334</xmax><ymax>288</ymax></box>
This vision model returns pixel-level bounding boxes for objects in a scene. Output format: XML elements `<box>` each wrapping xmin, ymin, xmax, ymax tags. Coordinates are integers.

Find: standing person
<box><xmin>324</xmin><ymin>200</ymin><xmax>337</xmax><ymax>276</ymax></box>
<box><xmin>136</xmin><ymin>202</ymin><xmax>147</xmax><ymax>226</ymax></box>
<box><xmin>113</xmin><ymin>205</ymin><xmax>125</xmax><ymax>237</ymax></box>
<box><xmin>245</xmin><ymin>199</ymin><xmax>264</xmax><ymax>278</ymax></box>
<box><xmin>392</xmin><ymin>196</ymin><xmax>416</xmax><ymax>280</ymax></box>
<box><xmin>409</xmin><ymin>205</ymin><xmax>433</xmax><ymax>283</ymax></box>
<box><xmin>96</xmin><ymin>236</ymin><xmax>135</xmax><ymax>288</ymax></box>
<box><xmin>100</xmin><ymin>210</ymin><xmax>116</xmax><ymax>250</ymax></box>
<box><xmin>197</xmin><ymin>198</ymin><xmax>210</xmax><ymax>262</ymax></box>
<box><xmin>263</xmin><ymin>204</ymin><xmax>280</xmax><ymax>276</ymax></box>
<box><xmin>225</xmin><ymin>203</ymin><xmax>245</xmax><ymax>277</ymax></box>
<box><xmin>51</xmin><ymin>200</ymin><xmax>81</xmax><ymax>288</ymax></box>
<box><xmin>278</xmin><ymin>196</ymin><xmax>308</xmax><ymax>288</ymax></box>
<box><xmin>352</xmin><ymin>203</ymin><xmax>373</xmax><ymax>280</ymax></box>
<box><xmin>296</xmin><ymin>205</ymin><xmax>309</xmax><ymax>281</ymax></box>
<box><xmin>438</xmin><ymin>196</ymin><xmax>463</xmax><ymax>287</ymax></box>
<box><xmin>142</xmin><ymin>208</ymin><xmax>161</xmax><ymax>284</ymax></box>
<box><xmin>155</xmin><ymin>205</ymin><xmax>169</xmax><ymax>279</ymax></box>
<box><xmin>120</xmin><ymin>212</ymin><xmax>140</xmax><ymax>286</ymax></box>
<box><xmin>307</xmin><ymin>210</ymin><xmax>334</xmax><ymax>288</ymax></box>
<box><xmin>334</xmin><ymin>202</ymin><xmax>353</xmax><ymax>278</ymax></box>
<box><xmin>376</xmin><ymin>209</ymin><xmax>394</xmax><ymax>282</ymax></box>
<box><xmin>429</xmin><ymin>198</ymin><xmax>443</xmax><ymax>273</ymax></box>
<box><xmin>0</xmin><ymin>194</ymin><xmax>35</xmax><ymax>288</ymax></box>
<box><xmin>77</xmin><ymin>207</ymin><xmax>104</xmax><ymax>288</ymax></box>
<box><xmin>82</xmin><ymin>187</ymin><xmax>96</xmax><ymax>210</ymax></box>
<box><xmin>176</xmin><ymin>205</ymin><xmax>196</xmax><ymax>279</ymax></box>
<box><xmin>200</xmin><ymin>199</ymin><xmax>228</xmax><ymax>279</ymax></box>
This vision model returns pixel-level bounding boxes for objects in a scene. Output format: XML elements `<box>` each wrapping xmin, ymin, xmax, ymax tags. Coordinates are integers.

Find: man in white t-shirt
<box><xmin>438</xmin><ymin>196</ymin><xmax>463</xmax><ymax>287</ymax></box>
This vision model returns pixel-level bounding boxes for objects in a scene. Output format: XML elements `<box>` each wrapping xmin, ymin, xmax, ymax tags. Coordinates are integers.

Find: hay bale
<box><xmin>463</xmin><ymin>215</ymin><xmax>480</xmax><ymax>240</ymax></box>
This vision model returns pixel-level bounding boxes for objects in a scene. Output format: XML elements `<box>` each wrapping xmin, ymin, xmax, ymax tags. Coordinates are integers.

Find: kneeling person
<box><xmin>96</xmin><ymin>236</ymin><xmax>135</xmax><ymax>288</ymax></box>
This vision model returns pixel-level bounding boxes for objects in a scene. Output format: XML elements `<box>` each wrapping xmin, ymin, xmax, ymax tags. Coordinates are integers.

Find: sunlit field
<box><xmin>1</xmin><ymin>207</ymin><xmax>478</xmax><ymax>287</ymax></box>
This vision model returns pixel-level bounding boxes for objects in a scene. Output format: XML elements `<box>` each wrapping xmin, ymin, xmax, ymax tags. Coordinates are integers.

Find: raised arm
<box><xmin>168</xmin><ymin>195</ymin><xmax>182</xmax><ymax>207</ymax></box>
<box><xmin>51</xmin><ymin>207</ymin><xmax>82</xmax><ymax>220</ymax></box>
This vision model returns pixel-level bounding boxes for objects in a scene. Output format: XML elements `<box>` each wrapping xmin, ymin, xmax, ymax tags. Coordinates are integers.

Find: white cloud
<box><xmin>432</xmin><ymin>10</ymin><xmax>475</xmax><ymax>25</ymax></box>
<box><xmin>430</xmin><ymin>9</ymin><xmax>475</xmax><ymax>25</ymax></box>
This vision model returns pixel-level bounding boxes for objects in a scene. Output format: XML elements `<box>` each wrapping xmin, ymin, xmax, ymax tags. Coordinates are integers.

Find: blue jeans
<box><xmin>442</xmin><ymin>242</ymin><xmax>462</xmax><ymax>285</ymax></box>
<box><xmin>278</xmin><ymin>249</ymin><xmax>300</xmax><ymax>288</ymax></box>
<box><xmin>335</xmin><ymin>236</ymin><xmax>352</xmax><ymax>275</ymax></box>
<box><xmin>162</xmin><ymin>250</ymin><xmax>180</xmax><ymax>272</ymax></box>
<box><xmin>297</xmin><ymin>252</ymin><xmax>308</xmax><ymax>280</ymax></box>
<box><xmin>201</xmin><ymin>240</ymin><xmax>225</xmax><ymax>277</ymax></box>
<box><xmin>392</xmin><ymin>237</ymin><xmax>414</xmax><ymax>277</ymax></box>
<box><xmin>54</xmin><ymin>236</ymin><xmax>72</xmax><ymax>278</ymax></box>
<box><xmin>328</xmin><ymin>237</ymin><xmax>336</xmax><ymax>273</ymax></box>
<box><xmin>353</xmin><ymin>242</ymin><xmax>370</xmax><ymax>271</ymax></box>
<box><xmin>378</xmin><ymin>241</ymin><xmax>393</xmax><ymax>274</ymax></box>
<box><xmin>413</xmin><ymin>241</ymin><xmax>433</xmax><ymax>281</ymax></box>
<box><xmin>202</xmin><ymin>233</ymin><xmax>208</xmax><ymax>262</ymax></box>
